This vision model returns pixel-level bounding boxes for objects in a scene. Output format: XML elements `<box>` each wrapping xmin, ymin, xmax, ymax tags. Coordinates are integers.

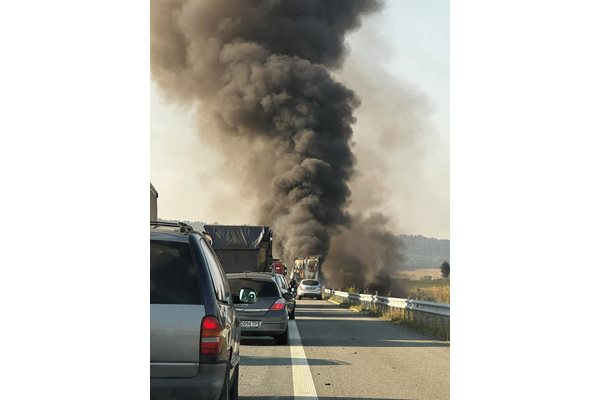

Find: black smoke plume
<box><xmin>325</xmin><ymin>212</ymin><xmax>407</xmax><ymax>296</ymax></box>
<box><xmin>151</xmin><ymin>0</ymin><xmax>410</xmax><ymax>291</ymax></box>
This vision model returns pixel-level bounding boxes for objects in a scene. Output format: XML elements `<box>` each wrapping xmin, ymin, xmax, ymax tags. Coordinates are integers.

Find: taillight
<box><xmin>270</xmin><ymin>299</ymin><xmax>286</xmax><ymax>311</ymax></box>
<box><xmin>200</xmin><ymin>316</ymin><xmax>222</xmax><ymax>355</ymax></box>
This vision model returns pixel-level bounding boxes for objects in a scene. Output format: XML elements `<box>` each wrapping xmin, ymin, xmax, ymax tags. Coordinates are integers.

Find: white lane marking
<box><xmin>288</xmin><ymin>320</ymin><xmax>319</xmax><ymax>400</ymax></box>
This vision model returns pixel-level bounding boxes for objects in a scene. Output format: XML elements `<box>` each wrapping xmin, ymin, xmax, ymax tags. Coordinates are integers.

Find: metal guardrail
<box><xmin>324</xmin><ymin>289</ymin><xmax>450</xmax><ymax>317</ymax></box>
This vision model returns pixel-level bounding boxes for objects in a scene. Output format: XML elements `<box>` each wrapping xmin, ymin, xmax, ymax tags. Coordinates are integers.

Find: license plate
<box><xmin>240</xmin><ymin>320</ymin><xmax>260</xmax><ymax>328</ymax></box>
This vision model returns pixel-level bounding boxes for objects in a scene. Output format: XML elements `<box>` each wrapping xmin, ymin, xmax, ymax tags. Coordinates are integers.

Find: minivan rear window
<box><xmin>228</xmin><ymin>278</ymin><xmax>280</xmax><ymax>298</ymax></box>
<box><xmin>151</xmin><ymin>240</ymin><xmax>203</xmax><ymax>304</ymax></box>
<box><xmin>302</xmin><ymin>280</ymin><xmax>320</xmax><ymax>286</ymax></box>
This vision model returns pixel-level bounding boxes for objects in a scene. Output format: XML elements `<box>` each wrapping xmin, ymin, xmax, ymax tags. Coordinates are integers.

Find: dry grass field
<box><xmin>393</xmin><ymin>268</ymin><xmax>443</xmax><ymax>280</ymax></box>
<box><xmin>407</xmin><ymin>284</ymin><xmax>450</xmax><ymax>303</ymax></box>
<box><xmin>343</xmin><ymin>269</ymin><xmax>450</xmax><ymax>303</ymax></box>
<box><xmin>393</xmin><ymin>269</ymin><xmax>450</xmax><ymax>303</ymax></box>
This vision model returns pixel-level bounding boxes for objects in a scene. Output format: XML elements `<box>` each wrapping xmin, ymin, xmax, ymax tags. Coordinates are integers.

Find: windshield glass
<box><xmin>150</xmin><ymin>240</ymin><xmax>202</xmax><ymax>304</ymax></box>
<box><xmin>302</xmin><ymin>280</ymin><xmax>320</xmax><ymax>286</ymax></box>
<box><xmin>228</xmin><ymin>278</ymin><xmax>280</xmax><ymax>298</ymax></box>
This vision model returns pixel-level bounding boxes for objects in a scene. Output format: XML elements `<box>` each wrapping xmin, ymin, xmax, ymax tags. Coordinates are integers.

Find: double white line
<box><xmin>288</xmin><ymin>320</ymin><xmax>319</xmax><ymax>400</ymax></box>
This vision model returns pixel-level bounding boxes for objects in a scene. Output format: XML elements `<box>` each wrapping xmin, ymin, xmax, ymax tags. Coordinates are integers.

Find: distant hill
<box><xmin>398</xmin><ymin>234</ymin><xmax>450</xmax><ymax>269</ymax></box>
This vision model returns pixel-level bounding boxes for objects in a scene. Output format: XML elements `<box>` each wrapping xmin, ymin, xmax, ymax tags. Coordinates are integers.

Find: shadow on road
<box><xmin>239</xmin><ymin>302</ymin><xmax>449</xmax><ymax>348</ymax></box>
<box><xmin>295</xmin><ymin>310</ymin><xmax>378</xmax><ymax>319</ymax></box>
<box><xmin>240</xmin><ymin>397</ymin><xmax>415</xmax><ymax>400</ymax></box>
<box><xmin>241</xmin><ymin>355</ymin><xmax>350</xmax><ymax>366</ymax></box>
<box><xmin>241</xmin><ymin>337</ymin><xmax>278</xmax><ymax>346</ymax></box>
<box><xmin>293</xmin><ymin>302</ymin><xmax>349</xmax><ymax>309</ymax></box>
<box><xmin>292</xmin><ymin>301</ymin><xmax>449</xmax><ymax>348</ymax></box>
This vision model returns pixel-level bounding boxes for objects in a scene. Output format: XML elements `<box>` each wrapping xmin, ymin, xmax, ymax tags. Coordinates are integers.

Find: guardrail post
<box><xmin>372</xmin><ymin>293</ymin><xmax>377</xmax><ymax>313</ymax></box>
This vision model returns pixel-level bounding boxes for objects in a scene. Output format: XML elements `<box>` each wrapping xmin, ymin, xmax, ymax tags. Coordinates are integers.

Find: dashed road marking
<box><xmin>288</xmin><ymin>320</ymin><xmax>319</xmax><ymax>400</ymax></box>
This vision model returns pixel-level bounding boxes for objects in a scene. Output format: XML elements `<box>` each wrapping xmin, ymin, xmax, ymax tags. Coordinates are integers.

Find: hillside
<box><xmin>398</xmin><ymin>234</ymin><xmax>450</xmax><ymax>269</ymax></box>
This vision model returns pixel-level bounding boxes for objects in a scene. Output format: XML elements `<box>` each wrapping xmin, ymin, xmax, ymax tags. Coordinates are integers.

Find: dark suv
<box><xmin>150</xmin><ymin>221</ymin><xmax>255</xmax><ymax>400</ymax></box>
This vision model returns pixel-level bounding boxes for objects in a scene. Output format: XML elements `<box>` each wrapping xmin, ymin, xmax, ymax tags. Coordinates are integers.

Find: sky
<box><xmin>150</xmin><ymin>0</ymin><xmax>449</xmax><ymax>239</ymax></box>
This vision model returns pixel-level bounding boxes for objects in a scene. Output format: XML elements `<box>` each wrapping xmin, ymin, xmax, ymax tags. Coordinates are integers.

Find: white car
<box><xmin>297</xmin><ymin>279</ymin><xmax>323</xmax><ymax>300</ymax></box>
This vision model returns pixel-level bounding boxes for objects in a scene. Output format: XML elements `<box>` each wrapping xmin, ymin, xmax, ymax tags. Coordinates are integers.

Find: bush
<box><xmin>346</xmin><ymin>285</ymin><xmax>359</xmax><ymax>294</ymax></box>
<box><xmin>440</xmin><ymin>261</ymin><xmax>450</xmax><ymax>278</ymax></box>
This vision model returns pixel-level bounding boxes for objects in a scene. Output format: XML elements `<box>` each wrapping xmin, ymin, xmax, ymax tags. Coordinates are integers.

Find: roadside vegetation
<box><xmin>403</xmin><ymin>279</ymin><xmax>450</xmax><ymax>303</ymax></box>
<box><xmin>342</xmin><ymin>278</ymin><xmax>450</xmax><ymax>304</ymax></box>
<box><xmin>326</xmin><ymin>293</ymin><xmax>449</xmax><ymax>341</ymax></box>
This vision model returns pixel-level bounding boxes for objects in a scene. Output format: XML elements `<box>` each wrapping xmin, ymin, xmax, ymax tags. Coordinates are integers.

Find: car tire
<box><xmin>274</xmin><ymin>328</ymin><xmax>289</xmax><ymax>345</ymax></box>
<box><xmin>229</xmin><ymin>364</ymin><xmax>239</xmax><ymax>400</ymax></box>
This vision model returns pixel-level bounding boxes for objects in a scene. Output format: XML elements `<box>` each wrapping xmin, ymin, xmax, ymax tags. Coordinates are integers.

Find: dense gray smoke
<box><xmin>152</xmin><ymin>0</ymin><xmax>413</xmax><ymax>291</ymax></box>
<box><xmin>326</xmin><ymin>212</ymin><xmax>407</xmax><ymax>296</ymax></box>
<box><xmin>151</xmin><ymin>0</ymin><xmax>380</xmax><ymax>252</ymax></box>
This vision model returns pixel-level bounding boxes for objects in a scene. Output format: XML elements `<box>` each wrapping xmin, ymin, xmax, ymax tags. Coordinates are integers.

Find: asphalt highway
<box><xmin>239</xmin><ymin>299</ymin><xmax>450</xmax><ymax>400</ymax></box>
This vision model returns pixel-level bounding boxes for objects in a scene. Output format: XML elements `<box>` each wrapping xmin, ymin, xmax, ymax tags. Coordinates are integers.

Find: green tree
<box><xmin>440</xmin><ymin>261</ymin><xmax>450</xmax><ymax>278</ymax></box>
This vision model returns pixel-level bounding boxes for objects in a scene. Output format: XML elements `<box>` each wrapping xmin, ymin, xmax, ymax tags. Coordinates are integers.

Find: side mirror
<box><xmin>282</xmin><ymin>292</ymin><xmax>293</xmax><ymax>301</ymax></box>
<box><xmin>237</xmin><ymin>288</ymin><xmax>258</xmax><ymax>304</ymax></box>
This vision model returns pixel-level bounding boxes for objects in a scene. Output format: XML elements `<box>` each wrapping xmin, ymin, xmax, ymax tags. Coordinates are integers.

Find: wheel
<box><xmin>274</xmin><ymin>327</ymin><xmax>289</xmax><ymax>345</ymax></box>
<box><xmin>229</xmin><ymin>364</ymin><xmax>239</xmax><ymax>400</ymax></box>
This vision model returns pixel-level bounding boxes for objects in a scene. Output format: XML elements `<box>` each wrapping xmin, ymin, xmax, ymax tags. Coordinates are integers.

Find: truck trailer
<box><xmin>291</xmin><ymin>256</ymin><xmax>321</xmax><ymax>281</ymax></box>
<box><xmin>203</xmin><ymin>224</ymin><xmax>273</xmax><ymax>274</ymax></box>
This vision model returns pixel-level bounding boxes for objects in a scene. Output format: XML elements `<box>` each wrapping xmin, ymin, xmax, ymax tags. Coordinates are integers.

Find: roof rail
<box><xmin>202</xmin><ymin>231</ymin><xmax>213</xmax><ymax>246</ymax></box>
<box><xmin>150</xmin><ymin>221</ymin><xmax>194</xmax><ymax>233</ymax></box>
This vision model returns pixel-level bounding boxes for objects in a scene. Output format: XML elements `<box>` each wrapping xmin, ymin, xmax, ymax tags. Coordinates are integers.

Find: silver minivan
<box><xmin>150</xmin><ymin>222</ymin><xmax>256</xmax><ymax>399</ymax></box>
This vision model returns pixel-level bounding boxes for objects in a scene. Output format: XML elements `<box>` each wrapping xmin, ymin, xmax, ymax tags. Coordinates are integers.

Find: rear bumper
<box><xmin>241</xmin><ymin>321</ymin><xmax>288</xmax><ymax>336</ymax></box>
<box><xmin>298</xmin><ymin>289</ymin><xmax>323</xmax><ymax>297</ymax></box>
<box><xmin>150</xmin><ymin>363</ymin><xmax>227</xmax><ymax>400</ymax></box>
<box><xmin>239</xmin><ymin>309</ymin><xmax>287</xmax><ymax>336</ymax></box>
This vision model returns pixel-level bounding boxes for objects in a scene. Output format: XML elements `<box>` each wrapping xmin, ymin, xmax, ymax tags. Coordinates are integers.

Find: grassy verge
<box><xmin>327</xmin><ymin>294</ymin><xmax>450</xmax><ymax>341</ymax></box>
<box><xmin>342</xmin><ymin>279</ymin><xmax>450</xmax><ymax>304</ymax></box>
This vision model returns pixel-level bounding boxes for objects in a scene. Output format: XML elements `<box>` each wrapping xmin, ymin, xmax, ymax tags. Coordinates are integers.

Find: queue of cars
<box><xmin>150</xmin><ymin>221</ymin><xmax>320</xmax><ymax>399</ymax></box>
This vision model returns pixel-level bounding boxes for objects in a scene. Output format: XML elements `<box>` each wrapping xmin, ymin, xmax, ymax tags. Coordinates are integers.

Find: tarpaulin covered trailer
<box><xmin>203</xmin><ymin>225</ymin><xmax>273</xmax><ymax>273</ymax></box>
